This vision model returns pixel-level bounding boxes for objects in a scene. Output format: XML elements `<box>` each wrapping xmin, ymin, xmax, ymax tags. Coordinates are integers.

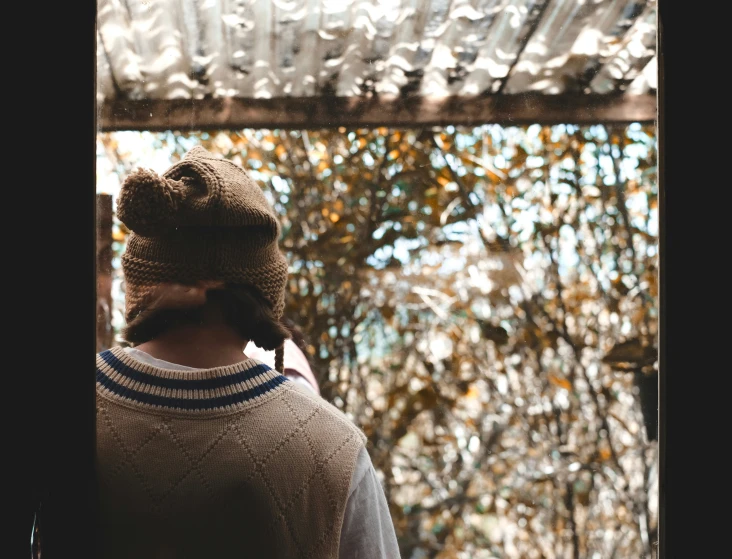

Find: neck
<box><xmin>135</xmin><ymin>320</ymin><xmax>250</xmax><ymax>370</ymax></box>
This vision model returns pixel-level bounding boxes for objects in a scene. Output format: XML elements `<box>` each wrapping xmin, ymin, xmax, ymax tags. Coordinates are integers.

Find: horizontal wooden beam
<box><xmin>100</xmin><ymin>93</ymin><xmax>656</xmax><ymax>131</ymax></box>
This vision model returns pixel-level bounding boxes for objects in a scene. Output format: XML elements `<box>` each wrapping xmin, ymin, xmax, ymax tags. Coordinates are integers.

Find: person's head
<box><xmin>116</xmin><ymin>146</ymin><xmax>290</xmax><ymax>371</ymax></box>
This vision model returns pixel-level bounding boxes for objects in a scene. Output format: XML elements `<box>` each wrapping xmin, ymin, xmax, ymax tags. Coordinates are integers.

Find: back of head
<box><xmin>122</xmin><ymin>283</ymin><xmax>292</xmax><ymax>355</ymax></box>
<box><xmin>116</xmin><ymin>146</ymin><xmax>289</xmax><ymax>369</ymax></box>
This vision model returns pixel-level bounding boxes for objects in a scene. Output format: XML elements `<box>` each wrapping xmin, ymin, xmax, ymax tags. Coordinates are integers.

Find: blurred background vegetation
<box><xmin>97</xmin><ymin>122</ymin><xmax>657</xmax><ymax>559</ymax></box>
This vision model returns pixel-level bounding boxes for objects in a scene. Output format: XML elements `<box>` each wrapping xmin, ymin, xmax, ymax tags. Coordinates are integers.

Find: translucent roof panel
<box><xmin>97</xmin><ymin>0</ymin><xmax>656</xmax><ymax>102</ymax></box>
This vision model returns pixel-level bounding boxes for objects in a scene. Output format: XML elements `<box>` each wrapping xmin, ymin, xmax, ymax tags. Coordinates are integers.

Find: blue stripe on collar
<box><xmin>99</xmin><ymin>349</ymin><xmax>273</xmax><ymax>390</ymax></box>
<box><xmin>96</xmin><ymin>367</ymin><xmax>288</xmax><ymax>411</ymax></box>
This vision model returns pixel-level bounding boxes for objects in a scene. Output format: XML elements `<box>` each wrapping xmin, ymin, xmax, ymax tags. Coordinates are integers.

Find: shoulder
<box><xmin>280</xmin><ymin>381</ymin><xmax>368</xmax><ymax>447</ymax></box>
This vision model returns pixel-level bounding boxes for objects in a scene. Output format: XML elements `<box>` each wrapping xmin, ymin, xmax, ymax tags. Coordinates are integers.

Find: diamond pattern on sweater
<box><xmin>97</xmin><ymin>383</ymin><xmax>366</xmax><ymax>559</ymax></box>
<box><xmin>99</xmin><ymin>404</ymin><xmax>233</xmax><ymax>512</ymax></box>
<box><xmin>98</xmin><ymin>403</ymin><xmax>163</xmax><ymax>510</ymax></box>
<box><xmin>243</xmin><ymin>402</ymin><xmax>321</xmax><ymax>464</ymax></box>
<box><xmin>97</xmin><ymin>404</ymin><xmax>166</xmax><ymax>478</ymax></box>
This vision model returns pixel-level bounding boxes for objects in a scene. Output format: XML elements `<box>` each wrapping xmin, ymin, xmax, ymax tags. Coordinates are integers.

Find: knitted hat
<box><xmin>117</xmin><ymin>146</ymin><xmax>289</xmax><ymax>370</ymax></box>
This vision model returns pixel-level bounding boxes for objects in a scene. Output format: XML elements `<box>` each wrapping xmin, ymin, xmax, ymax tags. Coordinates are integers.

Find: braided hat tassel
<box><xmin>274</xmin><ymin>344</ymin><xmax>285</xmax><ymax>374</ymax></box>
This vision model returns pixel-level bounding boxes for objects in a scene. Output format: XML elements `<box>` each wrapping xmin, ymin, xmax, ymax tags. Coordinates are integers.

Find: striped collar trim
<box><xmin>96</xmin><ymin>346</ymin><xmax>289</xmax><ymax>414</ymax></box>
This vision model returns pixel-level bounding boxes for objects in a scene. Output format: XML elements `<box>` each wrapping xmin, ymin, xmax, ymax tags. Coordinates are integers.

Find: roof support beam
<box><xmin>100</xmin><ymin>93</ymin><xmax>657</xmax><ymax>131</ymax></box>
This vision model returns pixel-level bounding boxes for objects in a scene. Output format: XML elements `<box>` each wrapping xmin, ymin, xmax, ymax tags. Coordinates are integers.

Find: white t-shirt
<box><xmin>123</xmin><ymin>347</ymin><xmax>401</xmax><ymax>559</ymax></box>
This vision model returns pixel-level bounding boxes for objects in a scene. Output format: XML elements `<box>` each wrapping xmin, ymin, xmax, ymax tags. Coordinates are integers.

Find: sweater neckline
<box><xmin>96</xmin><ymin>346</ymin><xmax>290</xmax><ymax>414</ymax></box>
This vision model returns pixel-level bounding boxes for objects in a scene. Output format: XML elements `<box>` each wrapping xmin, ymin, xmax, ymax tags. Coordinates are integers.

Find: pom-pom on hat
<box><xmin>117</xmin><ymin>146</ymin><xmax>289</xmax><ymax>353</ymax></box>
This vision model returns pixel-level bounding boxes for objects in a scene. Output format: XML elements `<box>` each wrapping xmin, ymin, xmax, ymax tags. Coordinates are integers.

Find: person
<box><xmin>95</xmin><ymin>146</ymin><xmax>400</xmax><ymax>559</ymax></box>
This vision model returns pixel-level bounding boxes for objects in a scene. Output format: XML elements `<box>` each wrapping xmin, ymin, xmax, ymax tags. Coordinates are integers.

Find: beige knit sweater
<box><xmin>96</xmin><ymin>346</ymin><xmax>366</xmax><ymax>559</ymax></box>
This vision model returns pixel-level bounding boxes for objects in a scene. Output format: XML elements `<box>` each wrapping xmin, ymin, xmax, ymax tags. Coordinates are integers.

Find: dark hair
<box><xmin>279</xmin><ymin>317</ymin><xmax>323</xmax><ymax>386</ymax></box>
<box><xmin>281</xmin><ymin>318</ymin><xmax>308</xmax><ymax>356</ymax></box>
<box><xmin>122</xmin><ymin>284</ymin><xmax>291</xmax><ymax>350</ymax></box>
